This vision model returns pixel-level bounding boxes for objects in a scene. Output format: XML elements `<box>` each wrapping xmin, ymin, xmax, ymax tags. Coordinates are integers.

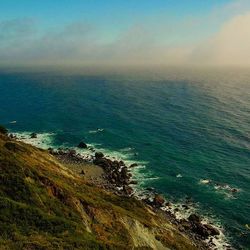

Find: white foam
<box><xmin>199</xmin><ymin>178</ymin><xmax>240</xmax><ymax>199</ymax></box>
<box><xmin>12</xmin><ymin>131</ymin><xmax>55</xmax><ymax>149</ymax></box>
<box><xmin>88</xmin><ymin>128</ymin><xmax>104</xmax><ymax>134</ymax></box>
<box><xmin>199</xmin><ymin>179</ymin><xmax>211</xmax><ymax>184</ymax></box>
<box><xmin>202</xmin><ymin>217</ymin><xmax>231</xmax><ymax>250</ymax></box>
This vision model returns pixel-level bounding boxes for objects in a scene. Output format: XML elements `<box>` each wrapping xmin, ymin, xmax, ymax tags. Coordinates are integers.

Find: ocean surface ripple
<box><xmin>0</xmin><ymin>68</ymin><xmax>249</xmax><ymax>249</ymax></box>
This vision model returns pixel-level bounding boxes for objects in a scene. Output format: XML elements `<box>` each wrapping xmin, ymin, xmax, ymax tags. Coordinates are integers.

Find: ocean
<box><xmin>0</xmin><ymin>67</ymin><xmax>249</xmax><ymax>249</ymax></box>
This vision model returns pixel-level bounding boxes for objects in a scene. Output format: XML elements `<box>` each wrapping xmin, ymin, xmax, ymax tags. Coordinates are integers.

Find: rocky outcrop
<box><xmin>179</xmin><ymin>214</ymin><xmax>221</xmax><ymax>238</ymax></box>
<box><xmin>77</xmin><ymin>141</ymin><xmax>87</xmax><ymax>149</ymax></box>
<box><xmin>95</xmin><ymin>152</ymin><xmax>104</xmax><ymax>159</ymax></box>
<box><xmin>93</xmin><ymin>155</ymin><xmax>132</xmax><ymax>193</ymax></box>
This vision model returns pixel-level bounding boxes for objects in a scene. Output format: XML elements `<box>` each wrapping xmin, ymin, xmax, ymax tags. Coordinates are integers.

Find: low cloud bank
<box><xmin>1</xmin><ymin>10</ymin><xmax>250</xmax><ymax>68</ymax></box>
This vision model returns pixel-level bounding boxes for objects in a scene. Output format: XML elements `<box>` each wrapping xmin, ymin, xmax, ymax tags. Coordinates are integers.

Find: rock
<box><xmin>30</xmin><ymin>132</ymin><xmax>37</xmax><ymax>138</ymax></box>
<box><xmin>120</xmin><ymin>167</ymin><xmax>128</xmax><ymax>177</ymax></box>
<box><xmin>123</xmin><ymin>186</ymin><xmax>133</xmax><ymax>196</ymax></box>
<box><xmin>203</xmin><ymin>224</ymin><xmax>220</xmax><ymax>236</ymax></box>
<box><xmin>77</xmin><ymin>141</ymin><xmax>87</xmax><ymax>149</ymax></box>
<box><xmin>130</xmin><ymin>163</ymin><xmax>138</xmax><ymax>168</ymax></box>
<box><xmin>48</xmin><ymin>148</ymin><xmax>54</xmax><ymax>154</ymax></box>
<box><xmin>95</xmin><ymin>152</ymin><xmax>104</xmax><ymax>159</ymax></box>
<box><xmin>58</xmin><ymin>149</ymin><xmax>65</xmax><ymax>155</ymax></box>
<box><xmin>153</xmin><ymin>194</ymin><xmax>165</xmax><ymax>207</ymax></box>
<box><xmin>188</xmin><ymin>214</ymin><xmax>201</xmax><ymax>224</ymax></box>
<box><xmin>179</xmin><ymin>219</ymin><xmax>192</xmax><ymax>230</ymax></box>
<box><xmin>119</xmin><ymin>160</ymin><xmax>125</xmax><ymax>166</ymax></box>
<box><xmin>193</xmin><ymin>223</ymin><xmax>210</xmax><ymax>238</ymax></box>
<box><xmin>93</xmin><ymin>158</ymin><xmax>111</xmax><ymax>169</ymax></box>
<box><xmin>9</xmin><ymin>133</ymin><xmax>16</xmax><ymax>139</ymax></box>
<box><xmin>129</xmin><ymin>180</ymin><xmax>138</xmax><ymax>185</ymax></box>
<box><xmin>182</xmin><ymin>204</ymin><xmax>189</xmax><ymax>210</ymax></box>
<box><xmin>165</xmin><ymin>201</ymin><xmax>172</xmax><ymax>207</ymax></box>
<box><xmin>68</xmin><ymin>149</ymin><xmax>76</xmax><ymax>156</ymax></box>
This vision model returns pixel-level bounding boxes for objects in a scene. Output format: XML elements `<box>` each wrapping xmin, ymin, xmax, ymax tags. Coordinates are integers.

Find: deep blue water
<box><xmin>0</xmin><ymin>69</ymin><xmax>249</xmax><ymax>249</ymax></box>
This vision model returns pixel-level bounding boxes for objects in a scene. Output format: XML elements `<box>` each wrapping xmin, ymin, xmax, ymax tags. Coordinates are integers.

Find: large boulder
<box><xmin>203</xmin><ymin>224</ymin><xmax>220</xmax><ymax>236</ymax></box>
<box><xmin>188</xmin><ymin>214</ymin><xmax>201</xmax><ymax>224</ymax></box>
<box><xmin>193</xmin><ymin>223</ymin><xmax>210</xmax><ymax>238</ymax></box>
<box><xmin>77</xmin><ymin>141</ymin><xmax>87</xmax><ymax>149</ymax></box>
<box><xmin>93</xmin><ymin>157</ymin><xmax>112</xmax><ymax>170</ymax></box>
<box><xmin>95</xmin><ymin>152</ymin><xmax>104</xmax><ymax>159</ymax></box>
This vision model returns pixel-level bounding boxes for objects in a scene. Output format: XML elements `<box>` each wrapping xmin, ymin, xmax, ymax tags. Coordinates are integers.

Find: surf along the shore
<box><xmin>10</xmin><ymin>130</ymin><xmax>232</xmax><ymax>250</ymax></box>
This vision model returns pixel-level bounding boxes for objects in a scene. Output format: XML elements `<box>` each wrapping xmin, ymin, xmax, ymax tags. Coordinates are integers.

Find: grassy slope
<box><xmin>0</xmin><ymin>133</ymin><xmax>197</xmax><ymax>250</ymax></box>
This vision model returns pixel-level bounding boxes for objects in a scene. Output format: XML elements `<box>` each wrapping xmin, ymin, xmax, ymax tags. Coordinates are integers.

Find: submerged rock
<box><xmin>129</xmin><ymin>163</ymin><xmax>138</xmax><ymax>168</ymax></box>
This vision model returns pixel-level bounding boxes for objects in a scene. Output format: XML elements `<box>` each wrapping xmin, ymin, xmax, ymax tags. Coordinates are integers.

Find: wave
<box><xmin>88</xmin><ymin>128</ymin><xmax>104</xmax><ymax>134</ymax></box>
<box><xmin>12</xmin><ymin>131</ymin><xmax>55</xmax><ymax>149</ymax></box>
<box><xmin>199</xmin><ymin>179</ymin><xmax>241</xmax><ymax>200</ymax></box>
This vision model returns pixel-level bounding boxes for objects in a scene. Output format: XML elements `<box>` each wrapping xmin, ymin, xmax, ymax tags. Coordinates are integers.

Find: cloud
<box><xmin>1</xmin><ymin>6</ymin><xmax>250</xmax><ymax>68</ymax></box>
<box><xmin>190</xmin><ymin>11</ymin><xmax>250</xmax><ymax>66</ymax></box>
<box><xmin>0</xmin><ymin>18</ymin><xmax>35</xmax><ymax>41</ymax></box>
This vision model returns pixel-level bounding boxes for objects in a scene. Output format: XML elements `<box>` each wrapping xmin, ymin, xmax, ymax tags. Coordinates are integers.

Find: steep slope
<box><xmin>0</xmin><ymin>132</ymin><xmax>197</xmax><ymax>250</ymax></box>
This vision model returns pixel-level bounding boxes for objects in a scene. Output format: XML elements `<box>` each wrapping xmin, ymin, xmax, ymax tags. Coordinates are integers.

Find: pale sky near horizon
<box><xmin>1</xmin><ymin>0</ymin><xmax>250</xmax><ymax>67</ymax></box>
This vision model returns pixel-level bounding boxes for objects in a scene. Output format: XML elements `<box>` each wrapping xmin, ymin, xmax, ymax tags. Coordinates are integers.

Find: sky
<box><xmin>1</xmin><ymin>0</ymin><xmax>250</xmax><ymax>68</ymax></box>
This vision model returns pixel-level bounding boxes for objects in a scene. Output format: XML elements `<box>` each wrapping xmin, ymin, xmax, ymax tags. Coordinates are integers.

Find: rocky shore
<box><xmin>11</xmin><ymin>132</ymin><xmax>232</xmax><ymax>250</ymax></box>
<box><xmin>46</xmin><ymin>145</ymin><xmax>229</xmax><ymax>249</ymax></box>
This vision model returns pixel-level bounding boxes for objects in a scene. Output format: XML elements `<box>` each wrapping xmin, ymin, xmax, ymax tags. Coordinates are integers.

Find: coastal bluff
<box><xmin>0</xmin><ymin>129</ymin><xmax>202</xmax><ymax>250</ymax></box>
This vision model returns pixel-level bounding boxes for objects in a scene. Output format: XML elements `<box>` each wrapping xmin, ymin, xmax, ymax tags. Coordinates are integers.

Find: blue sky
<box><xmin>0</xmin><ymin>0</ymin><xmax>232</xmax><ymax>40</ymax></box>
<box><xmin>1</xmin><ymin>0</ymin><xmax>250</xmax><ymax>67</ymax></box>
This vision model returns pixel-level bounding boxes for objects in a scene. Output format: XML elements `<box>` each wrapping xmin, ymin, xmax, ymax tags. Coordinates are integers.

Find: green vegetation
<box><xmin>0</xmin><ymin>133</ymin><xmax>197</xmax><ymax>250</ymax></box>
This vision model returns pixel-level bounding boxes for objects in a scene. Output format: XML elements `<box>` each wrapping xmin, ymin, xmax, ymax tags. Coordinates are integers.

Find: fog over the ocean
<box><xmin>1</xmin><ymin>0</ymin><xmax>250</xmax><ymax>68</ymax></box>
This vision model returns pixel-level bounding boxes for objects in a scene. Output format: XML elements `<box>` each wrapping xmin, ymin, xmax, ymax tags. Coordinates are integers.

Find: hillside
<box><xmin>0</xmin><ymin>131</ymin><xmax>198</xmax><ymax>250</ymax></box>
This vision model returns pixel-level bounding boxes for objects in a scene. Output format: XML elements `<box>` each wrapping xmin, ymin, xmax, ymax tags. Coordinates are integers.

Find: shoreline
<box><xmin>10</xmin><ymin>131</ymin><xmax>233</xmax><ymax>250</ymax></box>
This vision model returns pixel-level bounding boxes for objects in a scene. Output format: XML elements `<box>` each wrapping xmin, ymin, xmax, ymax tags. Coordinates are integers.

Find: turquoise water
<box><xmin>0</xmin><ymin>68</ymin><xmax>249</xmax><ymax>249</ymax></box>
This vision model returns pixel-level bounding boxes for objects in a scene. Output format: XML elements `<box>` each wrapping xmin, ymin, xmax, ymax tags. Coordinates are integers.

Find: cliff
<box><xmin>0</xmin><ymin>131</ymin><xmax>198</xmax><ymax>250</ymax></box>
